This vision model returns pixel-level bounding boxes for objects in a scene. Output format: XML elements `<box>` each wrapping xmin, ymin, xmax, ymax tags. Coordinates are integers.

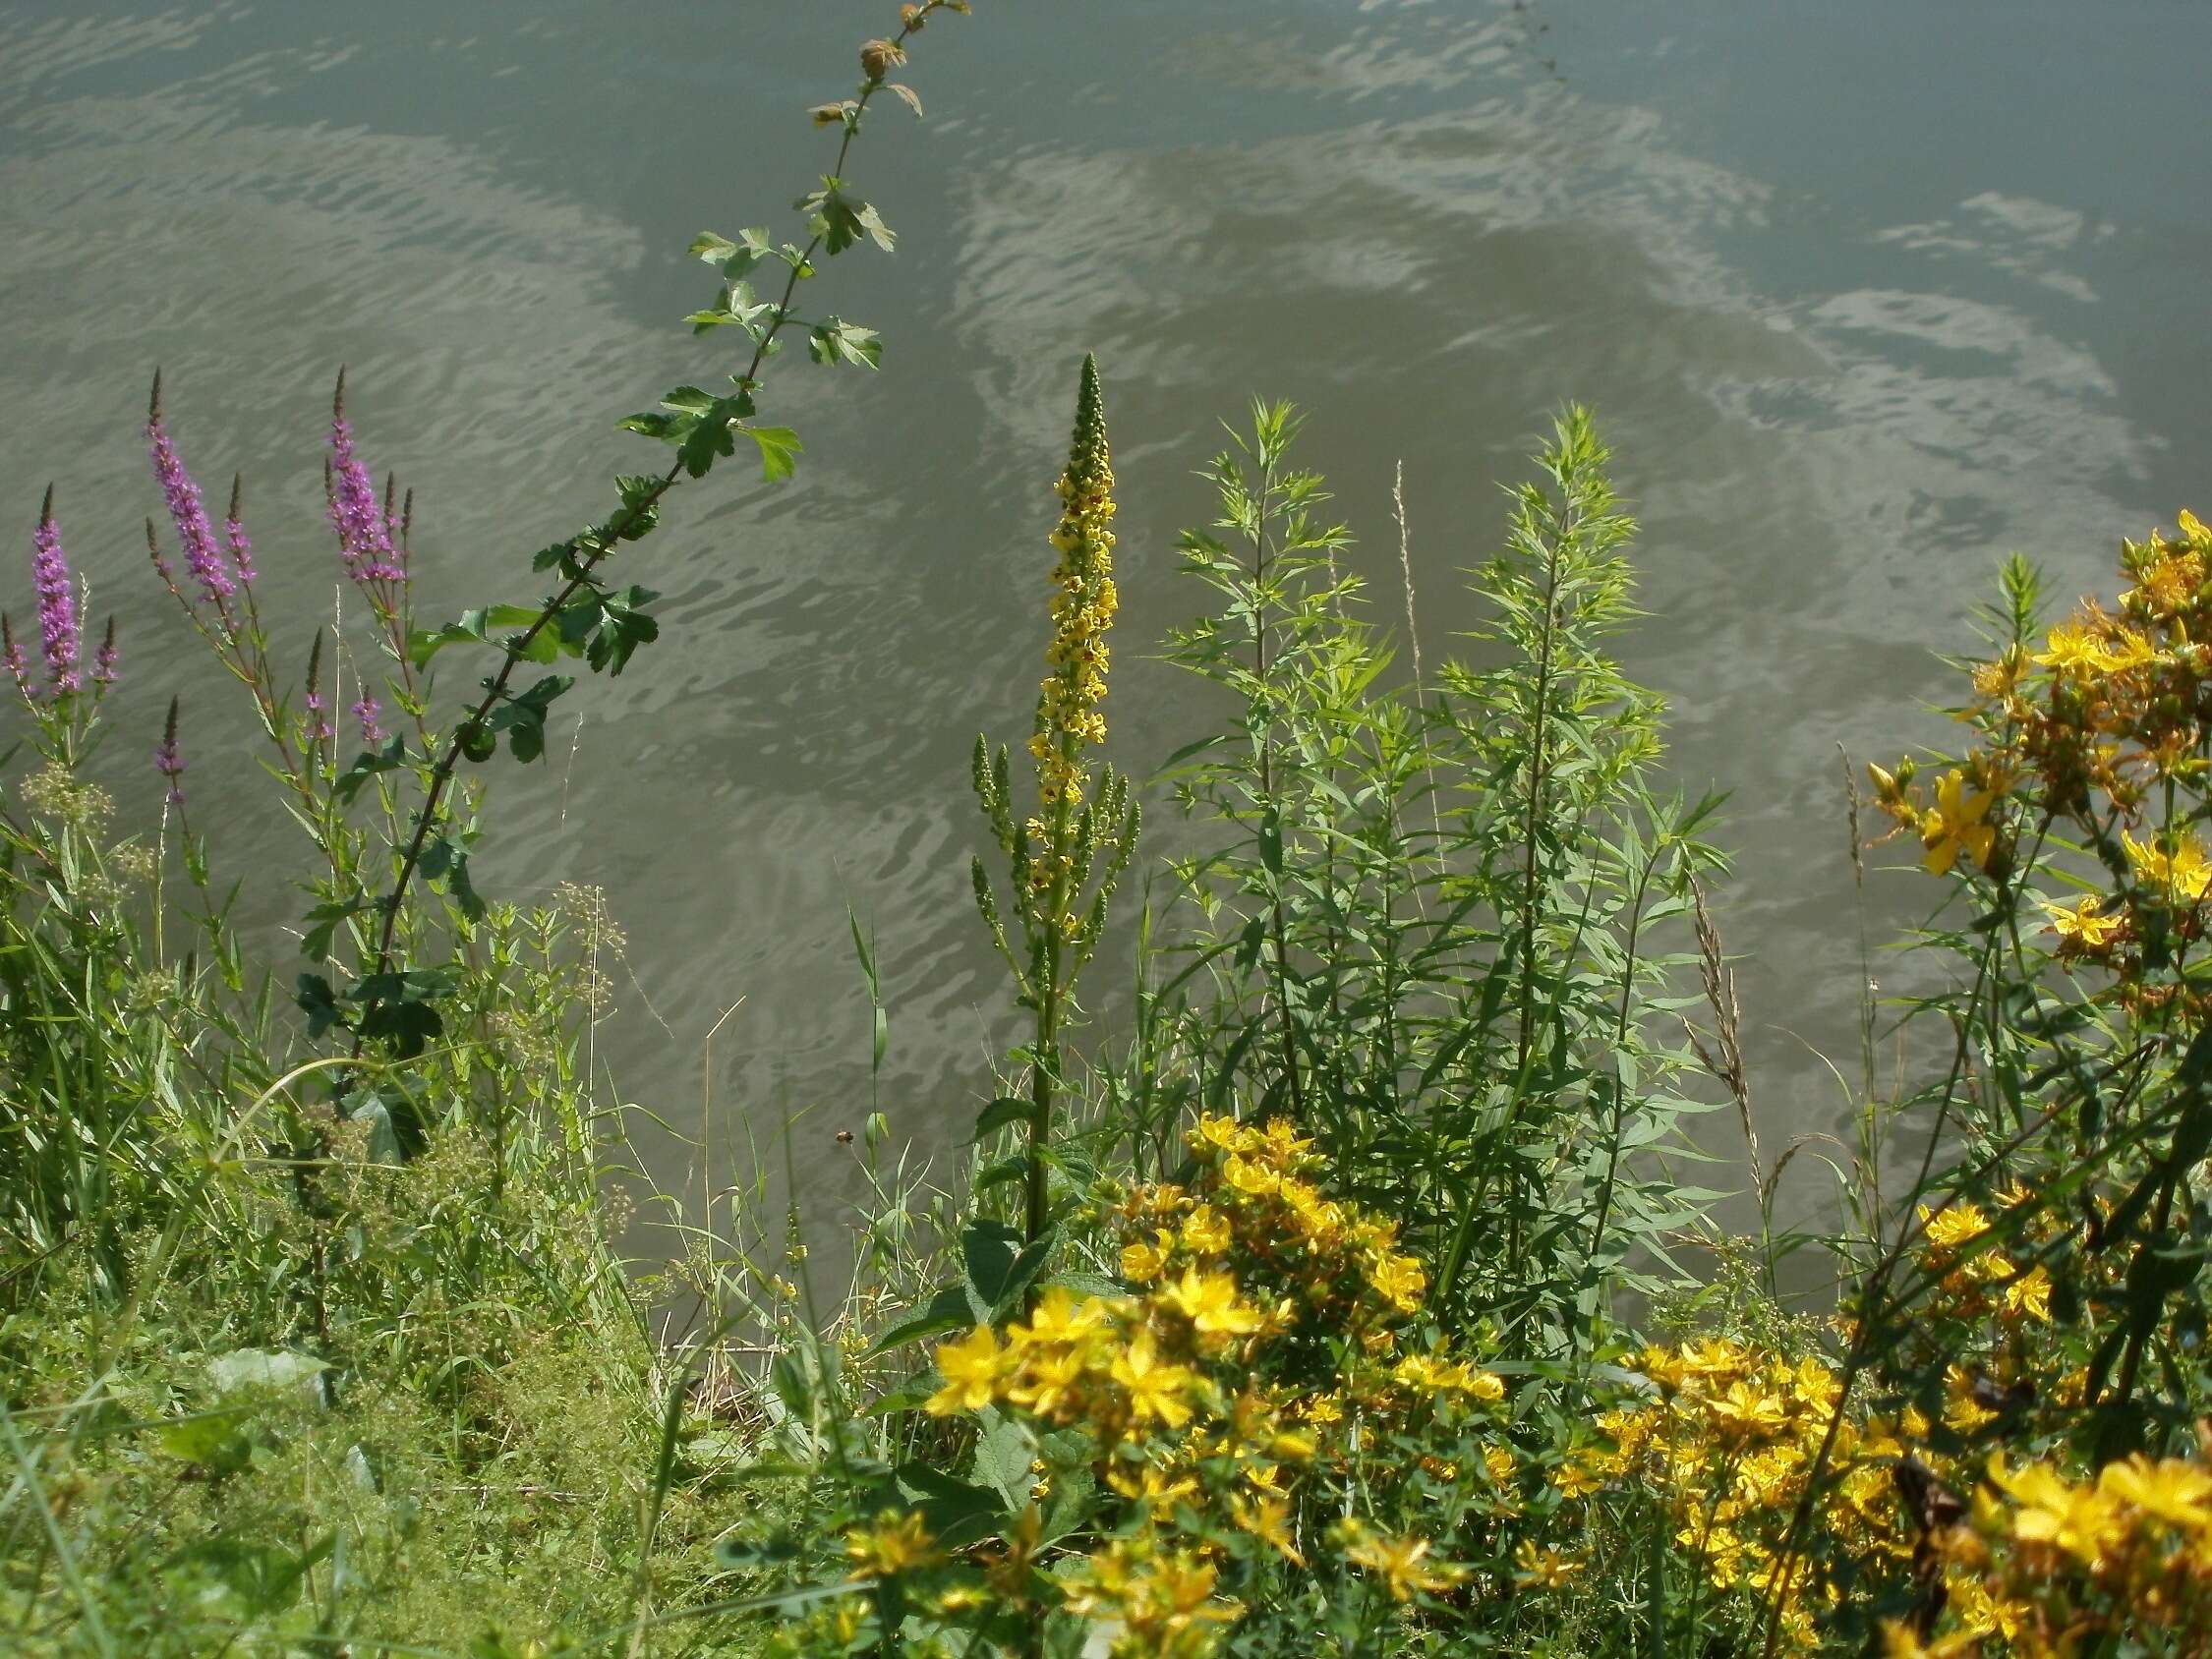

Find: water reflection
<box><xmin>0</xmin><ymin>1</ymin><xmax>2204</xmax><ymax>1239</ymax></box>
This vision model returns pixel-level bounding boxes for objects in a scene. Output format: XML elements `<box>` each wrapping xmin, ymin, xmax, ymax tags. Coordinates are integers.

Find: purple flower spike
<box><xmin>154</xmin><ymin>695</ymin><xmax>185</xmax><ymax>805</ymax></box>
<box><xmin>92</xmin><ymin>617</ymin><xmax>119</xmax><ymax>690</ymax></box>
<box><xmin>224</xmin><ymin>474</ymin><xmax>256</xmax><ymax>587</ymax></box>
<box><xmin>2</xmin><ymin>614</ymin><xmax>32</xmax><ymax>705</ymax></box>
<box><xmin>32</xmin><ymin>486</ymin><xmax>81</xmax><ymax>694</ymax></box>
<box><xmin>147</xmin><ymin>372</ymin><xmax>234</xmax><ymax>610</ymax></box>
<box><xmin>353</xmin><ymin>695</ymin><xmax>385</xmax><ymax>746</ymax></box>
<box><xmin>304</xmin><ymin>630</ymin><xmax>333</xmax><ymax>746</ymax></box>
<box><xmin>326</xmin><ymin>370</ymin><xmax>403</xmax><ymax>585</ymax></box>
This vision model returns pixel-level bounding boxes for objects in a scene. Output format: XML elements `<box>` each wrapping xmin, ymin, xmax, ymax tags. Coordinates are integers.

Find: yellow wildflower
<box><xmin>845</xmin><ymin>1511</ymin><xmax>942</xmax><ymax>1577</ymax></box>
<box><xmin>1921</xmin><ymin>1201</ymin><xmax>1991</xmax><ymax>1253</ymax></box>
<box><xmin>2000</xmin><ymin>1263</ymin><xmax>2052</xmax><ymax>1323</ymax></box>
<box><xmin>1513</xmin><ymin>1540</ymin><xmax>1585</xmax><ymax>1589</ymax></box>
<box><xmin>2125</xmin><ymin>828</ymin><xmax>2212</xmax><ymax>902</ymax></box>
<box><xmin>1111</xmin><ymin>1331</ymin><xmax>1196</xmax><ymax>1429</ymax></box>
<box><xmin>1223</xmin><ymin>1153</ymin><xmax>1279</xmax><ymax>1199</ymax></box>
<box><xmin>1368</xmin><ymin>1251</ymin><xmax>1426</xmax><ymax>1314</ymax></box>
<box><xmin>2097</xmin><ymin>1454</ymin><xmax>2212</xmax><ymax>1531</ymax></box>
<box><xmin>2041</xmin><ymin>893</ymin><xmax>2122</xmax><ymax>949</ymax></box>
<box><xmin>1990</xmin><ymin>1454</ymin><xmax>2125</xmax><ymax>1570</ymax></box>
<box><xmin>1181</xmin><ymin>1203</ymin><xmax>1232</xmax><ymax>1256</ymax></box>
<box><xmin>1231</xmin><ymin>1492</ymin><xmax>1305</xmax><ymax>1565</ymax></box>
<box><xmin>1339</xmin><ymin>1522</ymin><xmax>1464</xmax><ymax>1602</ymax></box>
<box><xmin>925</xmin><ymin>1324</ymin><xmax>1005</xmax><ymax>1415</ymax></box>
<box><xmin>1920</xmin><ymin>770</ymin><xmax>1998</xmax><ymax>876</ymax></box>
<box><xmin>2035</xmin><ymin>619</ymin><xmax>2106</xmax><ymax>676</ymax></box>
<box><xmin>1121</xmin><ymin>1233</ymin><xmax>1169</xmax><ymax>1284</ymax></box>
<box><xmin>1159</xmin><ymin>1265</ymin><xmax>1264</xmax><ymax>1347</ymax></box>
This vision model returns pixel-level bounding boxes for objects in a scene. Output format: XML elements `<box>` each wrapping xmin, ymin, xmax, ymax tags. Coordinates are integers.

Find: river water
<box><xmin>3</xmin><ymin>1</ymin><xmax>2207</xmax><ymax>1240</ymax></box>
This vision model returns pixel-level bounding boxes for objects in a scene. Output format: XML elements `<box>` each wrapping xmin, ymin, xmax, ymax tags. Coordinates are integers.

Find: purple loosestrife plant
<box><xmin>92</xmin><ymin>617</ymin><xmax>118</xmax><ymax>691</ymax></box>
<box><xmin>223</xmin><ymin>474</ymin><xmax>256</xmax><ymax>586</ymax></box>
<box><xmin>154</xmin><ymin>695</ymin><xmax>185</xmax><ymax>806</ymax></box>
<box><xmin>353</xmin><ymin>695</ymin><xmax>384</xmax><ymax>746</ymax></box>
<box><xmin>2</xmin><ymin>615</ymin><xmax>30</xmax><ymax>706</ymax></box>
<box><xmin>31</xmin><ymin>487</ymin><xmax>81</xmax><ymax>695</ymax></box>
<box><xmin>326</xmin><ymin>372</ymin><xmax>404</xmax><ymax>586</ymax></box>
<box><xmin>146</xmin><ymin>373</ymin><xmax>236</xmax><ymax>613</ymax></box>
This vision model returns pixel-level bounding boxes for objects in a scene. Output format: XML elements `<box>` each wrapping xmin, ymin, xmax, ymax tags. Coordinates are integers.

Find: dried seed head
<box><xmin>859</xmin><ymin>36</ymin><xmax>904</xmax><ymax>81</ymax></box>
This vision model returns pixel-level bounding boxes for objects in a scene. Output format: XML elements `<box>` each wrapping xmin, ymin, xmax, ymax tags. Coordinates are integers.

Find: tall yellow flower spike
<box><xmin>1032</xmin><ymin>354</ymin><xmax>1120</xmax><ymax>809</ymax></box>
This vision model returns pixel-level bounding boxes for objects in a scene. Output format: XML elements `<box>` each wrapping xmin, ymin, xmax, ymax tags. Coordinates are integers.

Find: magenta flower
<box><xmin>146</xmin><ymin>373</ymin><xmax>234</xmax><ymax>610</ymax></box>
<box><xmin>326</xmin><ymin>371</ymin><xmax>403</xmax><ymax>586</ymax></box>
<box><xmin>32</xmin><ymin>487</ymin><xmax>80</xmax><ymax>694</ymax></box>
<box><xmin>224</xmin><ymin>473</ymin><xmax>256</xmax><ymax>587</ymax></box>
<box><xmin>154</xmin><ymin>695</ymin><xmax>185</xmax><ymax>805</ymax></box>
<box><xmin>352</xmin><ymin>695</ymin><xmax>384</xmax><ymax>746</ymax></box>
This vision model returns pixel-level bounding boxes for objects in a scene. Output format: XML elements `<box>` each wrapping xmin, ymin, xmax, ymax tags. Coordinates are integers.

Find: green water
<box><xmin>3</xmin><ymin>0</ymin><xmax>2207</xmax><ymax>1228</ymax></box>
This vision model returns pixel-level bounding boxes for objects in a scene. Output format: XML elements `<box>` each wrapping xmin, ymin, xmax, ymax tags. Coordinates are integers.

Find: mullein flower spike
<box><xmin>1030</xmin><ymin>353</ymin><xmax>1119</xmax><ymax>813</ymax></box>
<box><xmin>146</xmin><ymin>372</ymin><xmax>235</xmax><ymax>610</ymax></box>
<box><xmin>31</xmin><ymin>486</ymin><xmax>80</xmax><ymax>694</ymax></box>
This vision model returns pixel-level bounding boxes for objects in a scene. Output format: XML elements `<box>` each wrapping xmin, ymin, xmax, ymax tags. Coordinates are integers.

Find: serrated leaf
<box><xmin>746</xmin><ymin>426</ymin><xmax>802</xmax><ymax>482</ymax></box>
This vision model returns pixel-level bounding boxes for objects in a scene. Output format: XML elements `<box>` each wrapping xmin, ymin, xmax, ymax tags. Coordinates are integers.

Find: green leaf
<box><xmin>970</xmin><ymin>1409</ymin><xmax>1034</xmax><ymax>1509</ymax></box>
<box><xmin>163</xmin><ymin>1534</ymin><xmax>327</xmax><ymax>1618</ymax></box>
<box><xmin>961</xmin><ymin>1219</ymin><xmax>1024</xmax><ymax>1309</ymax></box>
<box><xmin>301</xmin><ymin>896</ymin><xmax>371</xmax><ymax>961</ymax></box>
<box><xmin>893</xmin><ymin>1463</ymin><xmax>1005</xmax><ymax>1548</ymax></box>
<box><xmin>420</xmin><ymin>833</ymin><xmax>485</xmax><ymax>921</ymax></box>
<box><xmin>156</xmin><ymin>1408</ymin><xmax>254</xmax><ymax>1475</ymax></box>
<box><xmin>333</xmin><ymin>735</ymin><xmax>406</xmax><ymax>804</ymax></box>
<box><xmin>207</xmin><ymin>1348</ymin><xmax>329</xmax><ymax>1396</ymax></box>
<box><xmin>295</xmin><ymin>973</ymin><xmax>346</xmax><ymax>1039</ymax></box>
<box><xmin>746</xmin><ymin>426</ymin><xmax>802</xmax><ymax>483</ymax></box>
<box><xmin>973</xmin><ymin>1095</ymin><xmax>1031</xmax><ymax>1140</ymax></box>
<box><xmin>870</xmin><ymin>1284</ymin><xmax>974</xmax><ymax>1353</ymax></box>
<box><xmin>808</xmin><ymin>316</ymin><xmax>882</xmax><ymax>370</ymax></box>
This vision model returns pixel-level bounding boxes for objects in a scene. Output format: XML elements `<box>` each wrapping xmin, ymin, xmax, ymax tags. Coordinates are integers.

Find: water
<box><xmin>3</xmin><ymin>0</ymin><xmax>2207</xmax><ymax>1234</ymax></box>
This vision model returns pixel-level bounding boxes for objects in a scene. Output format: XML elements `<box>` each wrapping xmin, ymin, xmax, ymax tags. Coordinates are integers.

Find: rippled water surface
<box><xmin>4</xmin><ymin>1</ymin><xmax>2208</xmax><ymax>1228</ymax></box>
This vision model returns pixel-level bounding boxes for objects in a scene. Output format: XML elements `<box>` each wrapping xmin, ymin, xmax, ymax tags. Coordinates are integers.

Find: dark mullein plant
<box><xmin>972</xmin><ymin>354</ymin><xmax>1140</xmax><ymax>1246</ymax></box>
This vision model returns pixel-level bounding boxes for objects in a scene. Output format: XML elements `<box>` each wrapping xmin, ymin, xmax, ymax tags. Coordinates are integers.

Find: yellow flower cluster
<box><xmin>1027</xmin><ymin>353</ymin><xmax>1119</xmax><ymax>811</ymax></box>
<box><xmin>1874</xmin><ymin>508</ymin><xmax>2212</xmax><ymax>992</ymax></box>
<box><xmin>1887</xmin><ymin>1447</ymin><xmax>2212</xmax><ymax>1655</ymax></box>
<box><xmin>908</xmin><ymin>1114</ymin><xmax>1501</xmax><ymax>1655</ymax></box>
<box><xmin>1914</xmin><ymin>1197</ymin><xmax>2054</xmax><ymax>1332</ymax></box>
<box><xmin>1562</xmin><ymin>1338</ymin><xmax>1922</xmax><ymax>1651</ymax></box>
<box><xmin>1121</xmin><ymin>1112</ymin><xmax>1433</xmax><ymax>1324</ymax></box>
